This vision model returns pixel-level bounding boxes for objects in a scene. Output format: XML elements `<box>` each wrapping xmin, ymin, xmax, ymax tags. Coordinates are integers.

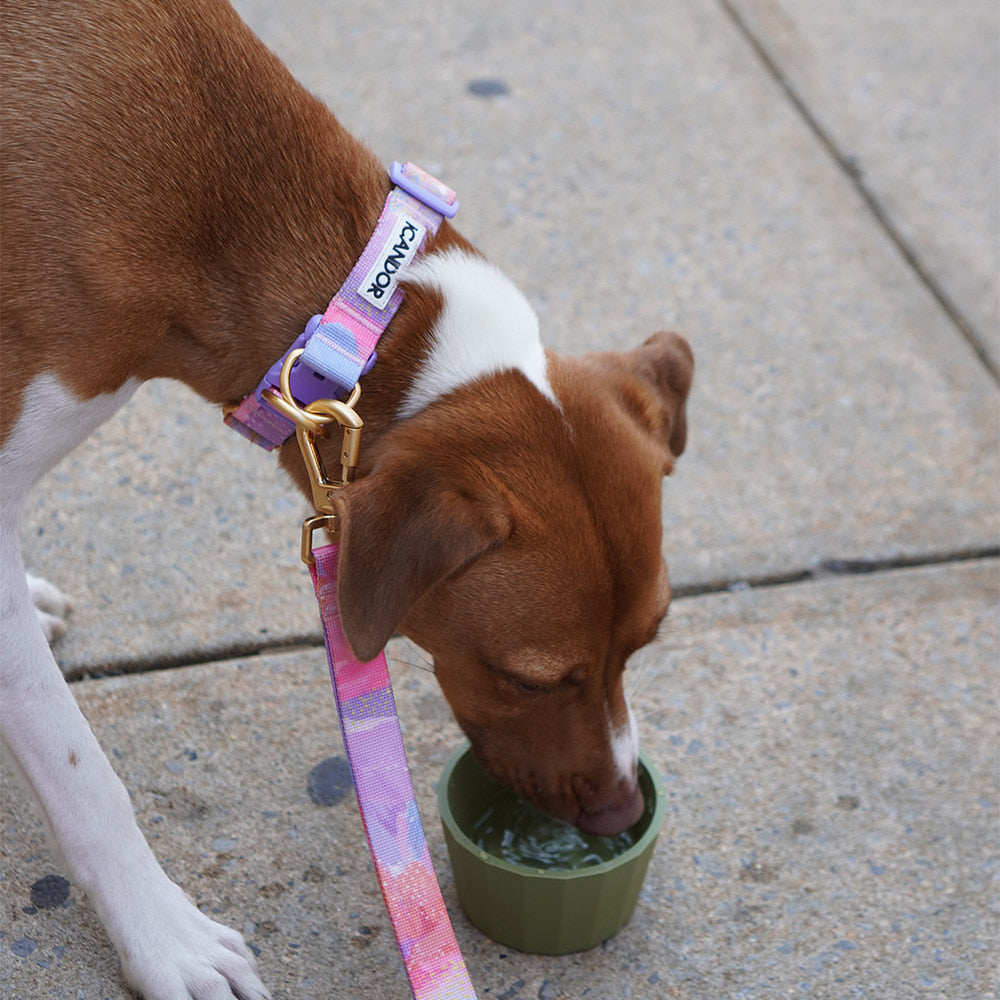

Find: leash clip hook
<box><xmin>264</xmin><ymin>349</ymin><xmax>364</xmax><ymax>564</ymax></box>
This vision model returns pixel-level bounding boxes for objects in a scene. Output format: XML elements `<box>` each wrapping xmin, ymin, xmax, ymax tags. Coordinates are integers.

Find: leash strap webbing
<box><xmin>310</xmin><ymin>542</ymin><xmax>478</xmax><ymax>1000</ymax></box>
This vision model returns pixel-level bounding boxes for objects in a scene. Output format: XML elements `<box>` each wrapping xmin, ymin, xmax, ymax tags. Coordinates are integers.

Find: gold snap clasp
<box><xmin>262</xmin><ymin>349</ymin><xmax>365</xmax><ymax>562</ymax></box>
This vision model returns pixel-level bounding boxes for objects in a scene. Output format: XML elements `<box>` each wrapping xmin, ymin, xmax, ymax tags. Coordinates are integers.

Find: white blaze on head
<box><xmin>399</xmin><ymin>250</ymin><xmax>557</xmax><ymax>419</ymax></box>
<box><xmin>610</xmin><ymin>701</ymin><xmax>640</xmax><ymax>784</ymax></box>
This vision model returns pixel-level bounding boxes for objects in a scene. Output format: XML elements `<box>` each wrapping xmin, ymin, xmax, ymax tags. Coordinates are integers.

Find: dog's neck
<box><xmin>266</xmin><ymin>229</ymin><xmax>561</xmax><ymax>496</ymax></box>
<box><xmin>125</xmin><ymin>115</ymin><xmax>477</xmax><ymax>453</ymax></box>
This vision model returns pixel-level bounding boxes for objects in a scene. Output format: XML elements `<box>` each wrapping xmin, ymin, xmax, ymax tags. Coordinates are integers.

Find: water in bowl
<box><xmin>470</xmin><ymin>786</ymin><xmax>635</xmax><ymax>870</ymax></box>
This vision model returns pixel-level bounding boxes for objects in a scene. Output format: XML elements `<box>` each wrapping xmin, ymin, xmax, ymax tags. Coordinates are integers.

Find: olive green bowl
<box><xmin>438</xmin><ymin>744</ymin><xmax>665</xmax><ymax>955</ymax></box>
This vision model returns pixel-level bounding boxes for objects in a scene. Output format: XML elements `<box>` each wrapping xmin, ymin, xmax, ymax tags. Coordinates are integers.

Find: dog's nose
<box><xmin>577</xmin><ymin>784</ymin><xmax>644</xmax><ymax>836</ymax></box>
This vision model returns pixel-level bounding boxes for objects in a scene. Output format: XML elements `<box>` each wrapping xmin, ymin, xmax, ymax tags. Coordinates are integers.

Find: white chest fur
<box><xmin>399</xmin><ymin>250</ymin><xmax>558</xmax><ymax>419</ymax></box>
<box><xmin>1</xmin><ymin>374</ymin><xmax>140</xmax><ymax>514</ymax></box>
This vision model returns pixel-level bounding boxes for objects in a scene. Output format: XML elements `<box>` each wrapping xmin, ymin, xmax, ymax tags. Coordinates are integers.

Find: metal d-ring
<box><xmin>257</xmin><ymin>349</ymin><xmax>325</xmax><ymax>434</ymax></box>
<box><xmin>263</xmin><ymin>348</ymin><xmax>361</xmax><ymax>435</ymax></box>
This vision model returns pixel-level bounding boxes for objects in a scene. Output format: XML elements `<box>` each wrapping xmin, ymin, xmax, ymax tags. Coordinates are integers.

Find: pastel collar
<box><xmin>225</xmin><ymin>162</ymin><xmax>459</xmax><ymax>450</ymax></box>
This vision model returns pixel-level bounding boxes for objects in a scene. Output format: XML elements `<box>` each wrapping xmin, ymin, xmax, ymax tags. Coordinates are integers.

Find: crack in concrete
<box><xmin>66</xmin><ymin>549</ymin><xmax>999</xmax><ymax>682</ymax></box>
<box><xmin>715</xmin><ymin>0</ymin><xmax>1000</xmax><ymax>385</ymax></box>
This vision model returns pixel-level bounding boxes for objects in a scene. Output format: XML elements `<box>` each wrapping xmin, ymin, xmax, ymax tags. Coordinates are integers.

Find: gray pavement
<box><xmin>2</xmin><ymin>1</ymin><xmax>997</xmax><ymax>998</ymax></box>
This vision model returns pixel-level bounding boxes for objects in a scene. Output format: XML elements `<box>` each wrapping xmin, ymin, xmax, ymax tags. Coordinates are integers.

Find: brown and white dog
<box><xmin>0</xmin><ymin>1</ymin><xmax>693</xmax><ymax>997</ymax></box>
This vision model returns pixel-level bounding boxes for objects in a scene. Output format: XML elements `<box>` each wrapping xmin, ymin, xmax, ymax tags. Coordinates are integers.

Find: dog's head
<box><xmin>330</xmin><ymin>330</ymin><xmax>692</xmax><ymax>835</ymax></box>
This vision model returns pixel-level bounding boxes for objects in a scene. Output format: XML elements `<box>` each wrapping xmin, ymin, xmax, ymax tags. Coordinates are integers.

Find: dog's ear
<box><xmin>331</xmin><ymin>466</ymin><xmax>510</xmax><ymax>661</ymax></box>
<box><xmin>622</xmin><ymin>330</ymin><xmax>694</xmax><ymax>470</ymax></box>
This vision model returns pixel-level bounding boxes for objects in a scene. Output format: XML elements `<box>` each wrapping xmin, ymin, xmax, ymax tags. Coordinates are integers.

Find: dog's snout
<box><xmin>577</xmin><ymin>783</ymin><xmax>644</xmax><ymax>836</ymax></box>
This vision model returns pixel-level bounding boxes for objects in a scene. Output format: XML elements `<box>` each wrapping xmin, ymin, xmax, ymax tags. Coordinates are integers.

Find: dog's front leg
<box><xmin>0</xmin><ymin>536</ymin><xmax>270</xmax><ymax>1000</ymax></box>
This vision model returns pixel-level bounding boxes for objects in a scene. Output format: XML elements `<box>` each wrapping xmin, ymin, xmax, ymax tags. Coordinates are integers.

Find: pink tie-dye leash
<box><xmin>228</xmin><ymin>165</ymin><xmax>477</xmax><ymax>998</ymax></box>
<box><xmin>311</xmin><ymin>543</ymin><xmax>477</xmax><ymax>1000</ymax></box>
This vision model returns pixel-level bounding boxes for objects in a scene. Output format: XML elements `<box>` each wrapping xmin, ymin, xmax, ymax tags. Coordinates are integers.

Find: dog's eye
<box><xmin>514</xmin><ymin>678</ymin><xmax>548</xmax><ymax>695</ymax></box>
<box><xmin>484</xmin><ymin>659</ymin><xmax>553</xmax><ymax>695</ymax></box>
<box><xmin>500</xmin><ymin>669</ymin><xmax>549</xmax><ymax>695</ymax></box>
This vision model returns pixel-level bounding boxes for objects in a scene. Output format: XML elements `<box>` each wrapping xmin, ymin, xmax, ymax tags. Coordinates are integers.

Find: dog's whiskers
<box><xmin>625</xmin><ymin>661</ymin><xmax>649</xmax><ymax>701</ymax></box>
<box><xmin>625</xmin><ymin>645</ymin><xmax>662</xmax><ymax>701</ymax></box>
<box><xmin>388</xmin><ymin>641</ymin><xmax>436</xmax><ymax>675</ymax></box>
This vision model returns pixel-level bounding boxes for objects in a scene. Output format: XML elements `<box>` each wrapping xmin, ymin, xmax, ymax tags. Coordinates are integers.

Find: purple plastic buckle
<box><xmin>257</xmin><ymin>315</ymin><xmax>376</xmax><ymax>413</ymax></box>
<box><xmin>390</xmin><ymin>161</ymin><xmax>460</xmax><ymax>219</ymax></box>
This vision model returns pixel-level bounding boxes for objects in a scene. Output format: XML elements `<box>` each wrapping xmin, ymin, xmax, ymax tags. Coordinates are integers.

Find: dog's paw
<box><xmin>27</xmin><ymin>573</ymin><xmax>73</xmax><ymax>642</ymax></box>
<box><xmin>113</xmin><ymin>883</ymin><xmax>271</xmax><ymax>1000</ymax></box>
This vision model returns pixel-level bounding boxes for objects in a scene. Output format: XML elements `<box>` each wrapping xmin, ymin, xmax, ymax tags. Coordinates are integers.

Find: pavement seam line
<box><xmin>715</xmin><ymin>0</ymin><xmax>1000</xmax><ymax>385</ymax></box>
<box><xmin>673</xmin><ymin>545</ymin><xmax>1000</xmax><ymax>598</ymax></box>
<box><xmin>64</xmin><ymin>548</ymin><xmax>999</xmax><ymax>682</ymax></box>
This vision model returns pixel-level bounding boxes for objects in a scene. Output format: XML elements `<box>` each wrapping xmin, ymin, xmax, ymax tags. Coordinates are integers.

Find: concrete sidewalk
<box><xmin>2</xmin><ymin>1</ymin><xmax>997</xmax><ymax>998</ymax></box>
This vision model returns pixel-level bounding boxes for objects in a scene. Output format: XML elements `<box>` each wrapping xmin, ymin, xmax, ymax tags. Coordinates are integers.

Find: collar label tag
<box><xmin>358</xmin><ymin>215</ymin><xmax>427</xmax><ymax>310</ymax></box>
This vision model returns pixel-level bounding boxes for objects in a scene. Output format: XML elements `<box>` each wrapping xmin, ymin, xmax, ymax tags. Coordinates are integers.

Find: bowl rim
<box><xmin>438</xmin><ymin>743</ymin><xmax>666</xmax><ymax>882</ymax></box>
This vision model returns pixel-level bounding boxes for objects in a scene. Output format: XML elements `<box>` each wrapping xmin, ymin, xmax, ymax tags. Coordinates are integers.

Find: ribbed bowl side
<box><xmin>440</xmin><ymin>746</ymin><xmax>664</xmax><ymax>955</ymax></box>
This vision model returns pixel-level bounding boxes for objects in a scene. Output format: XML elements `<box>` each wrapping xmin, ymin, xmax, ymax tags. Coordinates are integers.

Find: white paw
<box><xmin>112</xmin><ymin>882</ymin><xmax>271</xmax><ymax>1000</ymax></box>
<box><xmin>27</xmin><ymin>573</ymin><xmax>72</xmax><ymax>642</ymax></box>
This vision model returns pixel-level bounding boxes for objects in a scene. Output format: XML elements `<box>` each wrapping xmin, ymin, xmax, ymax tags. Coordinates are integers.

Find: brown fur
<box><xmin>1</xmin><ymin>0</ymin><xmax>693</xmax><ymax>834</ymax></box>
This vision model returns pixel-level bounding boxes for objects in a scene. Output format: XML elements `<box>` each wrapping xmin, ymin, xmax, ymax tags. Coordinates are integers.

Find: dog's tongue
<box><xmin>577</xmin><ymin>786</ymin><xmax>644</xmax><ymax>837</ymax></box>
